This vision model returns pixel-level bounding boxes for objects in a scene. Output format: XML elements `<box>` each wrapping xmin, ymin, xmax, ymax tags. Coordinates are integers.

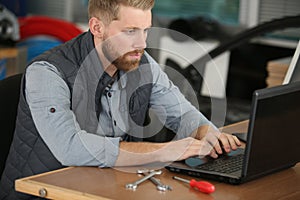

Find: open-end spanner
<box><xmin>137</xmin><ymin>169</ymin><xmax>172</xmax><ymax>191</ymax></box>
<box><xmin>125</xmin><ymin>170</ymin><xmax>162</xmax><ymax>190</ymax></box>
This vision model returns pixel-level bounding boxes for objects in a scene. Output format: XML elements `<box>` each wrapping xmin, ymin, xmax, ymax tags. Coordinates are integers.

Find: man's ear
<box><xmin>89</xmin><ymin>17</ymin><xmax>105</xmax><ymax>39</ymax></box>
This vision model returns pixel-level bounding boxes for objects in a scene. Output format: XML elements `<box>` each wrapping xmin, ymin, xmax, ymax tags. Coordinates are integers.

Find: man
<box><xmin>0</xmin><ymin>0</ymin><xmax>240</xmax><ymax>199</ymax></box>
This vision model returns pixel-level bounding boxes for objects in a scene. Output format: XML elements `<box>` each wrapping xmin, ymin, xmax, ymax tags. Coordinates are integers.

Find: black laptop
<box><xmin>166</xmin><ymin>81</ymin><xmax>300</xmax><ymax>184</ymax></box>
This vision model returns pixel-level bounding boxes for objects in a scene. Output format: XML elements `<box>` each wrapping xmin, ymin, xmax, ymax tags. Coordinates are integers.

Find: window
<box><xmin>153</xmin><ymin>0</ymin><xmax>240</xmax><ymax>25</ymax></box>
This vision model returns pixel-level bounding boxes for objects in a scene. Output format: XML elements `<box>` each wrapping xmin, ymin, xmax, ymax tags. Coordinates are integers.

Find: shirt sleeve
<box><xmin>146</xmin><ymin>54</ymin><xmax>211</xmax><ymax>139</ymax></box>
<box><xmin>25</xmin><ymin>61</ymin><xmax>120</xmax><ymax>167</ymax></box>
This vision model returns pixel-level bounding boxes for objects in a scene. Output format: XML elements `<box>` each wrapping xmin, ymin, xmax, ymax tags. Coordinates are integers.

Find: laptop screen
<box><xmin>283</xmin><ymin>40</ymin><xmax>300</xmax><ymax>84</ymax></box>
<box><xmin>245</xmin><ymin>81</ymin><xmax>300</xmax><ymax>179</ymax></box>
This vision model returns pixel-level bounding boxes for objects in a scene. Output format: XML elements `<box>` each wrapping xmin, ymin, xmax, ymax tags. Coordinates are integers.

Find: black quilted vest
<box><xmin>0</xmin><ymin>31</ymin><xmax>152</xmax><ymax>200</ymax></box>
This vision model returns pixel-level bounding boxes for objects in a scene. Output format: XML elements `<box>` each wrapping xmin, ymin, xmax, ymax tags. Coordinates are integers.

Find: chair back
<box><xmin>0</xmin><ymin>73</ymin><xmax>22</xmax><ymax>176</ymax></box>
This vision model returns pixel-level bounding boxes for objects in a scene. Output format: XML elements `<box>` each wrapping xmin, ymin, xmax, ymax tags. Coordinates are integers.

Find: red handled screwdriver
<box><xmin>173</xmin><ymin>176</ymin><xmax>215</xmax><ymax>194</ymax></box>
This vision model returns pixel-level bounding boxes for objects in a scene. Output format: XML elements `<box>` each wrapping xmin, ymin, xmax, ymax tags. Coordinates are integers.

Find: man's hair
<box><xmin>88</xmin><ymin>0</ymin><xmax>155</xmax><ymax>24</ymax></box>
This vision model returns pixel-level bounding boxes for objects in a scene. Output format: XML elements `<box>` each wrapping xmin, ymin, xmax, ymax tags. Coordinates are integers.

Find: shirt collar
<box><xmin>118</xmin><ymin>70</ymin><xmax>127</xmax><ymax>89</ymax></box>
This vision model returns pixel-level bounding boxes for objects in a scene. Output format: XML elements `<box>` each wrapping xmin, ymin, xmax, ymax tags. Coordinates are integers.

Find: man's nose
<box><xmin>133</xmin><ymin>31</ymin><xmax>147</xmax><ymax>49</ymax></box>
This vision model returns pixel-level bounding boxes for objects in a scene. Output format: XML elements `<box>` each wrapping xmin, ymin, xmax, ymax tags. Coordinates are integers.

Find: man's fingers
<box><xmin>213</xmin><ymin>139</ymin><xmax>222</xmax><ymax>154</ymax></box>
<box><xmin>209</xmin><ymin>149</ymin><xmax>218</xmax><ymax>159</ymax></box>
<box><xmin>228</xmin><ymin>135</ymin><xmax>241</xmax><ymax>150</ymax></box>
<box><xmin>232</xmin><ymin>135</ymin><xmax>242</xmax><ymax>146</ymax></box>
<box><xmin>218</xmin><ymin>133</ymin><xmax>231</xmax><ymax>152</ymax></box>
<box><xmin>214</xmin><ymin>133</ymin><xmax>242</xmax><ymax>155</ymax></box>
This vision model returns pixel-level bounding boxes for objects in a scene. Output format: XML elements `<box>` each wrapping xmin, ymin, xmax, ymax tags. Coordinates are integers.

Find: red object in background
<box><xmin>18</xmin><ymin>16</ymin><xmax>83</xmax><ymax>42</ymax></box>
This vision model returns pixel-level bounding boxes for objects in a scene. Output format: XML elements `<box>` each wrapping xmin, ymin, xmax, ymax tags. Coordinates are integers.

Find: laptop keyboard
<box><xmin>196</xmin><ymin>154</ymin><xmax>244</xmax><ymax>174</ymax></box>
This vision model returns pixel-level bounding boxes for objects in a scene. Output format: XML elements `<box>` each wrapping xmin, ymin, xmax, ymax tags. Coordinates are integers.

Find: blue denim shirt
<box><xmin>25</xmin><ymin>52</ymin><xmax>210</xmax><ymax>167</ymax></box>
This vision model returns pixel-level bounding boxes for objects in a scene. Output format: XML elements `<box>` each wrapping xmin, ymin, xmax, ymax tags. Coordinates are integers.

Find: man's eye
<box><xmin>125</xmin><ymin>29</ymin><xmax>136</xmax><ymax>35</ymax></box>
<box><xmin>144</xmin><ymin>28</ymin><xmax>150</xmax><ymax>34</ymax></box>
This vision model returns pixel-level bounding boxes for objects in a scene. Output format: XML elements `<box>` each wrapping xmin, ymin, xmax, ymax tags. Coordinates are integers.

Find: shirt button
<box><xmin>50</xmin><ymin>108</ymin><xmax>56</xmax><ymax>113</ymax></box>
<box><xmin>107</xmin><ymin>92</ymin><xmax>112</xmax><ymax>97</ymax></box>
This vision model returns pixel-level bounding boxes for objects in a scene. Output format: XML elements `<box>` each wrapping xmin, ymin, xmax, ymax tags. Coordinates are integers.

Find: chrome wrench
<box><xmin>125</xmin><ymin>170</ymin><xmax>162</xmax><ymax>190</ymax></box>
<box><xmin>137</xmin><ymin>169</ymin><xmax>172</xmax><ymax>191</ymax></box>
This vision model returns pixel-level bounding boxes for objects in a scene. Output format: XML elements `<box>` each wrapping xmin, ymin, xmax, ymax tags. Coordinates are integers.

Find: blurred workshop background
<box><xmin>0</xmin><ymin>0</ymin><xmax>299</xmax><ymax>126</ymax></box>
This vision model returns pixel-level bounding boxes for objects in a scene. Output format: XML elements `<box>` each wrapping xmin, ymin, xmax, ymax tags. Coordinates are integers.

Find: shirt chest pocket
<box><xmin>128</xmin><ymin>87</ymin><xmax>151</xmax><ymax>126</ymax></box>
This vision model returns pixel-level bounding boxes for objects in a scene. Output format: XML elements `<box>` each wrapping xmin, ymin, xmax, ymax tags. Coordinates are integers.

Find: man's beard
<box><xmin>113</xmin><ymin>49</ymin><xmax>144</xmax><ymax>71</ymax></box>
<box><xmin>102</xmin><ymin>40</ymin><xmax>144</xmax><ymax>72</ymax></box>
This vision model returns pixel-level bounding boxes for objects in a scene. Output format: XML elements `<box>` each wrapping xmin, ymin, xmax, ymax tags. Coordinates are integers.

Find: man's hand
<box><xmin>114</xmin><ymin>125</ymin><xmax>241</xmax><ymax>167</ymax></box>
<box><xmin>211</xmin><ymin>132</ymin><xmax>241</xmax><ymax>156</ymax></box>
<box><xmin>190</xmin><ymin>125</ymin><xmax>241</xmax><ymax>159</ymax></box>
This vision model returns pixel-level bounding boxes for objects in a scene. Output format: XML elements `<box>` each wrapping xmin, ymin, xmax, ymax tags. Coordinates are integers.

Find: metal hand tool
<box><xmin>125</xmin><ymin>170</ymin><xmax>162</xmax><ymax>190</ymax></box>
<box><xmin>137</xmin><ymin>169</ymin><xmax>172</xmax><ymax>191</ymax></box>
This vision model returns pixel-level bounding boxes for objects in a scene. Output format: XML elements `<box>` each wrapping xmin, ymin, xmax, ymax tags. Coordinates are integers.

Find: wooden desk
<box><xmin>15</xmin><ymin>121</ymin><xmax>300</xmax><ymax>200</ymax></box>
